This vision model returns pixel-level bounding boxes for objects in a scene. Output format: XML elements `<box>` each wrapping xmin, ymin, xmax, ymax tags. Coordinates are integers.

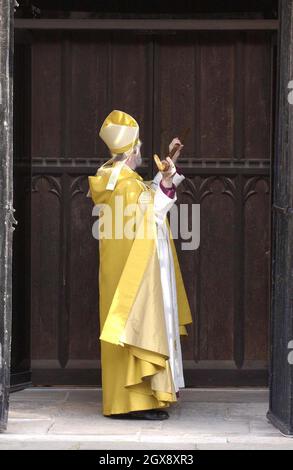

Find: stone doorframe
<box><xmin>0</xmin><ymin>0</ymin><xmax>16</xmax><ymax>432</ymax></box>
<box><xmin>267</xmin><ymin>0</ymin><xmax>293</xmax><ymax>435</ymax></box>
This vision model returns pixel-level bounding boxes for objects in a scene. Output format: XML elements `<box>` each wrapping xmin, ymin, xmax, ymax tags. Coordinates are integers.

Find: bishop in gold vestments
<box><xmin>88</xmin><ymin>110</ymin><xmax>192</xmax><ymax>417</ymax></box>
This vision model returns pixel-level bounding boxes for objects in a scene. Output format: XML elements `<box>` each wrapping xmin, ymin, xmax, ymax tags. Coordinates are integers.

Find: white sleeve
<box><xmin>150</xmin><ymin>171</ymin><xmax>185</xmax><ymax>190</ymax></box>
<box><xmin>154</xmin><ymin>185</ymin><xmax>177</xmax><ymax>227</ymax></box>
<box><xmin>173</xmin><ymin>172</ymin><xmax>185</xmax><ymax>187</ymax></box>
<box><xmin>150</xmin><ymin>172</ymin><xmax>162</xmax><ymax>190</ymax></box>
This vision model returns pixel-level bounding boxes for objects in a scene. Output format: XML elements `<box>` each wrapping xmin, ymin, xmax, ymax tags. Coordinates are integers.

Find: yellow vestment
<box><xmin>88</xmin><ymin>161</ymin><xmax>192</xmax><ymax>415</ymax></box>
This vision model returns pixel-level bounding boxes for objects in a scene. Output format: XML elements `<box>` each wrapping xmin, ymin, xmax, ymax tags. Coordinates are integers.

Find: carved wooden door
<box><xmin>14</xmin><ymin>28</ymin><xmax>274</xmax><ymax>385</ymax></box>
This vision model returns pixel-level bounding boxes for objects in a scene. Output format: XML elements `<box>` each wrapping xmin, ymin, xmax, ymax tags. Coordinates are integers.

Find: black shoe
<box><xmin>106</xmin><ymin>409</ymin><xmax>169</xmax><ymax>420</ymax></box>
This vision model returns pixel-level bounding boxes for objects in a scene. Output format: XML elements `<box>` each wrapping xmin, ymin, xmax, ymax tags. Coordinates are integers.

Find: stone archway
<box><xmin>0</xmin><ymin>0</ymin><xmax>293</xmax><ymax>435</ymax></box>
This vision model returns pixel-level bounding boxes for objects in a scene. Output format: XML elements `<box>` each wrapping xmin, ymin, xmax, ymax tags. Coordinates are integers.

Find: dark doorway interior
<box><xmin>11</xmin><ymin>40</ymin><xmax>31</xmax><ymax>391</ymax></box>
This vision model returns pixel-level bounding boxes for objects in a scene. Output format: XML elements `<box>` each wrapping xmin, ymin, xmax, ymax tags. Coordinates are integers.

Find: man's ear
<box><xmin>124</xmin><ymin>154</ymin><xmax>132</xmax><ymax>166</ymax></box>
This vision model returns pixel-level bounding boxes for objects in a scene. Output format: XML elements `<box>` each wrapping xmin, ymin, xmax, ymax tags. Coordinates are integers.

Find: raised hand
<box><xmin>169</xmin><ymin>137</ymin><xmax>184</xmax><ymax>164</ymax></box>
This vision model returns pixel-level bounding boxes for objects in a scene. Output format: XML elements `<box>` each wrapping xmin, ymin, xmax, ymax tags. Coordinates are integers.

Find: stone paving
<box><xmin>1</xmin><ymin>387</ymin><xmax>293</xmax><ymax>450</ymax></box>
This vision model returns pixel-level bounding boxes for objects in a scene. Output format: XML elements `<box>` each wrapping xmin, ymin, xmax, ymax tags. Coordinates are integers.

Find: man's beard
<box><xmin>136</xmin><ymin>155</ymin><xmax>143</xmax><ymax>167</ymax></box>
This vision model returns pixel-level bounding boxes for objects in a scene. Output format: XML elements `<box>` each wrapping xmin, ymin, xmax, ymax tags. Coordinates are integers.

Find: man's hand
<box><xmin>160</xmin><ymin>157</ymin><xmax>176</xmax><ymax>188</ymax></box>
<box><xmin>169</xmin><ymin>137</ymin><xmax>184</xmax><ymax>164</ymax></box>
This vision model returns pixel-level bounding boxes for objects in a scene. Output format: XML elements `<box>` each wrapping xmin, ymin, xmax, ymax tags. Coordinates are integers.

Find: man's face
<box><xmin>129</xmin><ymin>140</ymin><xmax>142</xmax><ymax>169</ymax></box>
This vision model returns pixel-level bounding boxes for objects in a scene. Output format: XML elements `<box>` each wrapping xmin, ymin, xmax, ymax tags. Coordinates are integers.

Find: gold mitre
<box><xmin>99</xmin><ymin>109</ymin><xmax>139</xmax><ymax>155</ymax></box>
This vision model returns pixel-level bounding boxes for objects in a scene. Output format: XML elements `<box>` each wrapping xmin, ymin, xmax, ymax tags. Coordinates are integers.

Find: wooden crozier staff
<box><xmin>153</xmin><ymin>128</ymin><xmax>190</xmax><ymax>172</ymax></box>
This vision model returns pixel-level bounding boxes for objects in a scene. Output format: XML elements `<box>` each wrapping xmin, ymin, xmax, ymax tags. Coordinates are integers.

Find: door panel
<box><xmin>153</xmin><ymin>31</ymin><xmax>272</xmax><ymax>384</ymax></box>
